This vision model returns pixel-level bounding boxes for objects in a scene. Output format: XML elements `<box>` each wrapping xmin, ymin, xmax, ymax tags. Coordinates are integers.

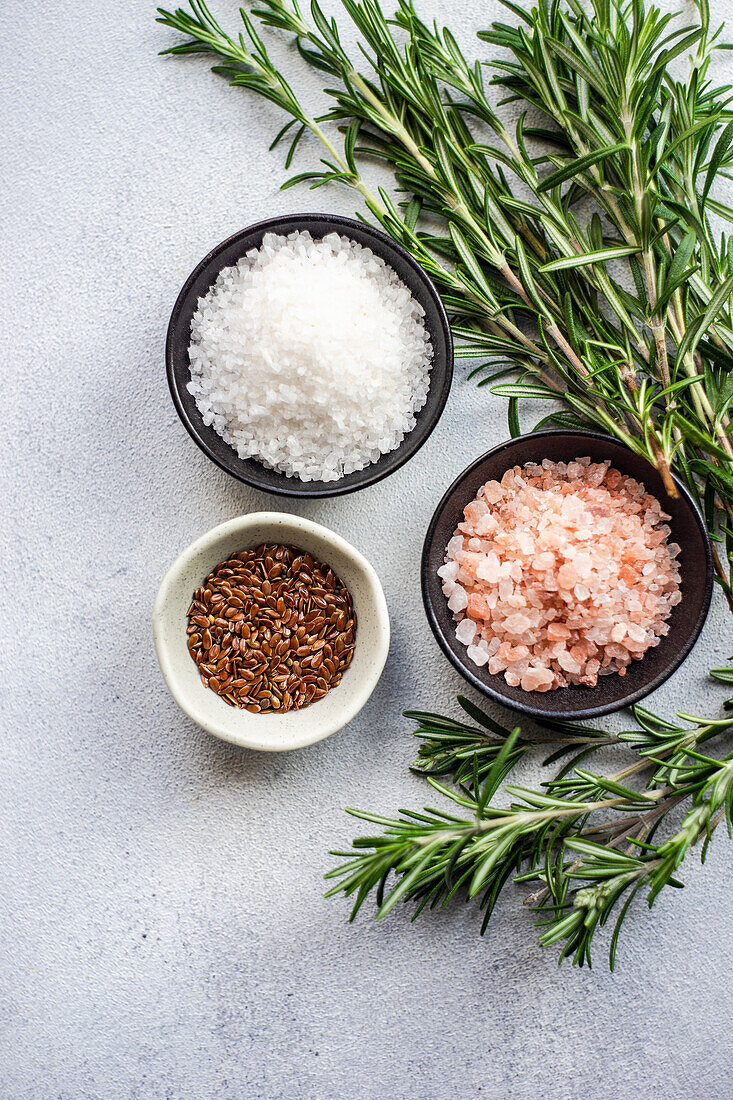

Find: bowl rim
<box><xmin>165</xmin><ymin>211</ymin><xmax>454</xmax><ymax>498</ymax></box>
<box><xmin>153</xmin><ymin>511</ymin><xmax>391</xmax><ymax>750</ymax></box>
<box><xmin>421</xmin><ymin>428</ymin><xmax>714</xmax><ymax>721</ymax></box>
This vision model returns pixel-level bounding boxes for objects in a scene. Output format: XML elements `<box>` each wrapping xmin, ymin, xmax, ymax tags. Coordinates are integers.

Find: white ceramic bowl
<box><xmin>153</xmin><ymin>512</ymin><xmax>390</xmax><ymax>751</ymax></box>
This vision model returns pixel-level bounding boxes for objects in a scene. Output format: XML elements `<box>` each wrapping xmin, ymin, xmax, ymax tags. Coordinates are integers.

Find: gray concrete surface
<box><xmin>2</xmin><ymin>1</ymin><xmax>733</xmax><ymax>1096</ymax></box>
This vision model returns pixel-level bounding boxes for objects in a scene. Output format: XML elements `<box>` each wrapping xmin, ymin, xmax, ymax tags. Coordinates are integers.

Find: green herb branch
<box><xmin>157</xmin><ymin>0</ymin><xmax>733</xmax><ymax>964</ymax></box>
<box><xmin>326</xmin><ymin>691</ymin><xmax>733</xmax><ymax>967</ymax></box>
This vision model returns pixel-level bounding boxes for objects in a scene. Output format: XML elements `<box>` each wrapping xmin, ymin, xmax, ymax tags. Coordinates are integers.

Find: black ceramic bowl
<box><xmin>422</xmin><ymin>430</ymin><xmax>713</xmax><ymax>721</ymax></box>
<box><xmin>166</xmin><ymin>213</ymin><xmax>453</xmax><ymax>497</ymax></box>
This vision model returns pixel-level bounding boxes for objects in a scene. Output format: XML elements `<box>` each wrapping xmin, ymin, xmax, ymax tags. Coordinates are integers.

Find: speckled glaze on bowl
<box><xmin>422</xmin><ymin>430</ymin><xmax>714</xmax><ymax>722</ymax></box>
<box><xmin>166</xmin><ymin>212</ymin><xmax>453</xmax><ymax>498</ymax></box>
<box><xmin>153</xmin><ymin>513</ymin><xmax>390</xmax><ymax>750</ymax></box>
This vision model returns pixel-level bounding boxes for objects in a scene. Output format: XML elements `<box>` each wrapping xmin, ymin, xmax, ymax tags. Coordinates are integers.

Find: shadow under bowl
<box><xmin>422</xmin><ymin>429</ymin><xmax>714</xmax><ymax>722</ymax></box>
<box><xmin>166</xmin><ymin>212</ymin><xmax>453</xmax><ymax>498</ymax></box>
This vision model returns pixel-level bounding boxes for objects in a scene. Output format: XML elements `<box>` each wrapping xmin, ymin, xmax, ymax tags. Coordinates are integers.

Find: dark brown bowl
<box><xmin>422</xmin><ymin>430</ymin><xmax>714</xmax><ymax>721</ymax></box>
<box><xmin>166</xmin><ymin>213</ymin><xmax>453</xmax><ymax>498</ymax></box>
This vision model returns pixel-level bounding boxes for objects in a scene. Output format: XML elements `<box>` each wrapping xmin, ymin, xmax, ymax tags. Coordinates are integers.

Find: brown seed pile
<box><xmin>186</xmin><ymin>543</ymin><xmax>356</xmax><ymax>713</ymax></box>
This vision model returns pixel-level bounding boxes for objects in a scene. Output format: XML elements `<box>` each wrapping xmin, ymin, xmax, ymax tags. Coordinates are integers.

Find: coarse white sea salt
<box><xmin>441</xmin><ymin>458</ymin><xmax>682</xmax><ymax>693</ymax></box>
<box><xmin>187</xmin><ymin>230</ymin><xmax>433</xmax><ymax>482</ymax></box>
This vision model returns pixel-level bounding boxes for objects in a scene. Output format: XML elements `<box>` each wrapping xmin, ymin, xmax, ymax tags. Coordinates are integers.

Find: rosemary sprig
<box><xmin>326</xmin><ymin>692</ymin><xmax>733</xmax><ymax>967</ymax></box>
<box><xmin>156</xmin><ymin>0</ymin><xmax>733</xmax><ymax>964</ymax></box>
<box><xmin>407</xmin><ymin>694</ymin><xmax>618</xmax><ymax>783</ymax></box>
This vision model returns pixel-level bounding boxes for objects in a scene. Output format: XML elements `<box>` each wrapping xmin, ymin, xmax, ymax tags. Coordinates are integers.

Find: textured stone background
<box><xmin>3</xmin><ymin>1</ymin><xmax>733</xmax><ymax>1096</ymax></box>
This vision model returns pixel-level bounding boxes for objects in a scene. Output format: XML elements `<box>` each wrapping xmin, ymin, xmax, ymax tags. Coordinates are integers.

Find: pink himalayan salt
<box><xmin>442</xmin><ymin>458</ymin><xmax>681</xmax><ymax>693</ymax></box>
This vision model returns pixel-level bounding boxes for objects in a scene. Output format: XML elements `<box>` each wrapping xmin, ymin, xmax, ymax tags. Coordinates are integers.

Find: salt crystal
<box><xmin>456</xmin><ymin>618</ymin><xmax>477</xmax><ymax>645</ymax></box>
<box><xmin>476</xmin><ymin>514</ymin><xmax>498</xmax><ymax>536</ymax></box>
<box><xmin>534</xmin><ymin>552</ymin><xmax>556</xmax><ymax>570</ymax></box>
<box><xmin>447</xmin><ymin>585</ymin><xmax>468</xmax><ymax>613</ymax></box>
<box><xmin>557</xmin><ymin>562</ymin><xmax>578</xmax><ymax>587</ymax></box>
<box><xmin>467</xmin><ymin>644</ymin><xmax>489</xmax><ymax>667</ymax></box>
<box><xmin>483</xmin><ymin>481</ymin><xmax>504</xmax><ymax>504</ymax></box>
<box><xmin>627</xmin><ymin>623</ymin><xmax>647</xmax><ymax>643</ymax></box>
<box><xmin>498</xmin><ymin>578</ymin><xmax>514</xmax><ymax>601</ymax></box>
<box><xmin>465</xmin><ymin>499</ymin><xmax>489</xmax><ymax>523</ymax></box>
<box><xmin>521</xmin><ymin>667</ymin><xmax>553</xmax><ymax>691</ymax></box>
<box><xmin>437</xmin><ymin>561</ymin><xmax>459</xmax><ymax>582</ymax></box>
<box><xmin>476</xmin><ymin>554</ymin><xmax>500</xmax><ymax>583</ymax></box>
<box><xmin>504</xmin><ymin>612</ymin><xmax>532</xmax><ymax>634</ymax></box>
<box><xmin>557</xmin><ymin>650</ymin><xmax>582</xmax><ymax>674</ymax></box>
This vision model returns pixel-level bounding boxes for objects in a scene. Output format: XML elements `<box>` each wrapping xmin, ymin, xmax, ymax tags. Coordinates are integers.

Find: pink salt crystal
<box><xmin>517</xmin><ymin>531</ymin><xmax>535</xmax><ymax>555</ymax></box>
<box><xmin>467</xmin><ymin>644</ymin><xmax>489</xmax><ymax>667</ymax></box>
<box><xmin>498</xmin><ymin>578</ymin><xmax>513</xmax><ymax>601</ymax></box>
<box><xmin>447</xmin><ymin>585</ymin><xmax>468</xmax><ymax>613</ymax></box>
<box><xmin>476</xmin><ymin>513</ymin><xmax>498</xmax><ymax>536</ymax></box>
<box><xmin>586</xmin><ymin>462</ymin><xmax>610</xmax><ymax>487</ymax></box>
<box><xmin>440</xmin><ymin>456</ymin><xmax>681</xmax><ymax>693</ymax></box>
<box><xmin>557</xmin><ymin>562</ymin><xmax>579</xmax><ymax>588</ymax></box>
<box><xmin>437</xmin><ymin>561</ymin><xmax>459</xmax><ymax>582</ymax></box>
<box><xmin>557</xmin><ymin>650</ymin><xmax>582</xmax><ymax>675</ymax></box>
<box><xmin>534</xmin><ymin>552</ymin><xmax>556</xmax><ymax>570</ymax></box>
<box><xmin>476</xmin><ymin>554</ymin><xmax>500</xmax><ymax>583</ymax></box>
<box><xmin>521</xmin><ymin>667</ymin><xmax>554</xmax><ymax>691</ymax></box>
<box><xmin>581</xmin><ymin>659</ymin><xmax>601</xmax><ymax>685</ymax></box>
<box><xmin>456</xmin><ymin>618</ymin><xmax>477</xmax><ymax>645</ymax></box>
<box><xmin>465</xmin><ymin>499</ymin><xmax>489</xmax><ymax>523</ymax></box>
<box><xmin>483</xmin><ymin>480</ymin><xmax>504</xmax><ymax>504</ymax></box>
<box><xmin>573</xmin><ymin>552</ymin><xmax>593</xmax><ymax>577</ymax></box>
<box><xmin>467</xmin><ymin>592</ymin><xmax>492</xmax><ymax>619</ymax></box>
<box><xmin>510</xmin><ymin>559</ymin><xmax>524</xmax><ymax>582</ymax></box>
<box><xmin>504</xmin><ymin>612</ymin><xmax>532</xmax><ymax>634</ymax></box>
